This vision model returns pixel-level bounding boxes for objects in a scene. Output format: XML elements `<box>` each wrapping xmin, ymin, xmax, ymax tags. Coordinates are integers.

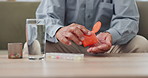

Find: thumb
<box><xmin>106</xmin><ymin>35</ymin><xmax>112</xmax><ymax>47</ymax></box>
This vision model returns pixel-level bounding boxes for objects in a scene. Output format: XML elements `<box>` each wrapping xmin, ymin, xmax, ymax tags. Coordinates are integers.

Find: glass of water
<box><xmin>26</xmin><ymin>19</ymin><xmax>46</xmax><ymax>60</ymax></box>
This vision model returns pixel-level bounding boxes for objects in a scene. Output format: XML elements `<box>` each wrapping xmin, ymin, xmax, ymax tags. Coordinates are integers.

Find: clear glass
<box><xmin>26</xmin><ymin>19</ymin><xmax>46</xmax><ymax>60</ymax></box>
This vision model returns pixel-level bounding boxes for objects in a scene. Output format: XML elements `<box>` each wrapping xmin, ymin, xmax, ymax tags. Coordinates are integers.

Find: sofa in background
<box><xmin>0</xmin><ymin>2</ymin><xmax>39</xmax><ymax>50</ymax></box>
<box><xmin>0</xmin><ymin>1</ymin><xmax>148</xmax><ymax>50</ymax></box>
<box><xmin>137</xmin><ymin>1</ymin><xmax>148</xmax><ymax>40</ymax></box>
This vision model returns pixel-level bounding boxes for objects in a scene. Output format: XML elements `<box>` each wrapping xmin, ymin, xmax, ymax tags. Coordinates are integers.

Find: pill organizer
<box><xmin>46</xmin><ymin>53</ymin><xmax>84</xmax><ymax>60</ymax></box>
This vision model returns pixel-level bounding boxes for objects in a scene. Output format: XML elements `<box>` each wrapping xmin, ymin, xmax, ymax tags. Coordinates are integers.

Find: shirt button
<box><xmin>87</xmin><ymin>15</ymin><xmax>91</xmax><ymax>18</ymax></box>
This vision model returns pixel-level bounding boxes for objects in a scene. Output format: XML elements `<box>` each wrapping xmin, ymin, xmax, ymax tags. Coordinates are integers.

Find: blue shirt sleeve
<box><xmin>36</xmin><ymin>0</ymin><xmax>65</xmax><ymax>43</ymax></box>
<box><xmin>106</xmin><ymin>0</ymin><xmax>140</xmax><ymax>45</ymax></box>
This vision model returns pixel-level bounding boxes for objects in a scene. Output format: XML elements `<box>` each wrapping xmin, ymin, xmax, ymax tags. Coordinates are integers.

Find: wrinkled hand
<box><xmin>87</xmin><ymin>32</ymin><xmax>112</xmax><ymax>53</ymax></box>
<box><xmin>56</xmin><ymin>23</ymin><xmax>91</xmax><ymax>45</ymax></box>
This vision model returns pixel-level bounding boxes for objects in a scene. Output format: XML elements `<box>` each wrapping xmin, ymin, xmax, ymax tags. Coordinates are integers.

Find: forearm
<box><xmin>45</xmin><ymin>18</ymin><xmax>63</xmax><ymax>43</ymax></box>
<box><xmin>107</xmin><ymin>19</ymin><xmax>139</xmax><ymax>45</ymax></box>
<box><xmin>107</xmin><ymin>0</ymin><xmax>139</xmax><ymax>45</ymax></box>
<box><xmin>36</xmin><ymin>0</ymin><xmax>65</xmax><ymax>43</ymax></box>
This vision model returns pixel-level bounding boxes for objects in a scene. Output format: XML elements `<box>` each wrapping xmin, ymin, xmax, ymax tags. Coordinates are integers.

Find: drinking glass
<box><xmin>26</xmin><ymin>19</ymin><xmax>46</xmax><ymax>60</ymax></box>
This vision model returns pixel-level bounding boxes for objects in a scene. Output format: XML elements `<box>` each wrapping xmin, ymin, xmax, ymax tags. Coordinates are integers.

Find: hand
<box><xmin>56</xmin><ymin>23</ymin><xmax>91</xmax><ymax>45</ymax></box>
<box><xmin>87</xmin><ymin>32</ymin><xmax>112</xmax><ymax>53</ymax></box>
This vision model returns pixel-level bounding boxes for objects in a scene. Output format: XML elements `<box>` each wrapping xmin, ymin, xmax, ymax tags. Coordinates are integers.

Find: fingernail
<box><xmin>87</xmin><ymin>48</ymin><xmax>92</xmax><ymax>52</ymax></box>
<box><xmin>87</xmin><ymin>32</ymin><xmax>91</xmax><ymax>35</ymax></box>
<box><xmin>98</xmin><ymin>46</ymin><xmax>102</xmax><ymax>49</ymax></box>
<box><xmin>87</xmin><ymin>49</ymin><xmax>90</xmax><ymax>52</ymax></box>
<box><xmin>68</xmin><ymin>42</ymin><xmax>72</xmax><ymax>45</ymax></box>
<box><xmin>79</xmin><ymin>42</ymin><xmax>82</xmax><ymax>45</ymax></box>
<box><xmin>80</xmin><ymin>37</ymin><xmax>85</xmax><ymax>41</ymax></box>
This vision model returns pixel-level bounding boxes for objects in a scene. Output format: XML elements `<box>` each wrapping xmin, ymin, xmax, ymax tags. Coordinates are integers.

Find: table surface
<box><xmin>0</xmin><ymin>50</ymin><xmax>148</xmax><ymax>78</ymax></box>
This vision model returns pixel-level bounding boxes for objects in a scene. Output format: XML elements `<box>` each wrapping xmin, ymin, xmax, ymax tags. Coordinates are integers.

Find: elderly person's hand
<box><xmin>56</xmin><ymin>23</ymin><xmax>91</xmax><ymax>45</ymax></box>
<box><xmin>87</xmin><ymin>32</ymin><xmax>112</xmax><ymax>53</ymax></box>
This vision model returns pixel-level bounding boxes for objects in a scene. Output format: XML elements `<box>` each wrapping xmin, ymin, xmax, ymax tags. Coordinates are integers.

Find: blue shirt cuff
<box><xmin>106</xmin><ymin>28</ymin><xmax>121</xmax><ymax>45</ymax></box>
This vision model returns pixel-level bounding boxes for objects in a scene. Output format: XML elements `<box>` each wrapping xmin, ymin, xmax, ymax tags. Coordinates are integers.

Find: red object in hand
<box><xmin>82</xmin><ymin>32</ymin><xmax>99</xmax><ymax>47</ymax></box>
<box><xmin>82</xmin><ymin>21</ymin><xmax>102</xmax><ymax>47</ymax></box>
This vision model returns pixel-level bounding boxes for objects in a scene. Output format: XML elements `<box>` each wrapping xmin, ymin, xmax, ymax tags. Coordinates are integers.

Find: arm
<box><xmin>36</xmin><ymin>0</ymin><xmax>65</xmax><ymax>43</ymax></box>
<box><xmin>36</xmin><ymin>0</ymin><xmax>91</xmax><ymax>45</ymax></box>
<box><xmin>87</xmin><ymin>0</ymin><xmax>139</xmax><ymax>53</ymax></box>
<box><xmin>106</xmin><ymin>0</ymin><xmax>139</xmax><ymax>45</ymax></box>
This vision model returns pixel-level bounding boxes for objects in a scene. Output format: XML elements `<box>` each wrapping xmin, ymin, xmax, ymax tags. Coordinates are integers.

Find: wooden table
<box><xmin>0</xmin><ymin>50</ymin><xmax>148</xmax><ymax>78</ymax></box>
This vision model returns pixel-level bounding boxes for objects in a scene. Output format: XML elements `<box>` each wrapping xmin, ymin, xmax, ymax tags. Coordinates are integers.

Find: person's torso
<box><xmin>65</xmin><ymin>0</ymin><xmax>114</xmax><ymax>33</ymax></box>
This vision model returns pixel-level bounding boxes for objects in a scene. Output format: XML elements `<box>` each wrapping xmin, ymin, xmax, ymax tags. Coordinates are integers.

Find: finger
<box><xmin>76</xmin><ymin>25</ymin><xmax>92</xmax><ymax>35</ymax></box>
<box><xmin>87</xmin><ymin>46</ymin><xmax>104</xmax><ymax>53</ymax></box>
<box><xmin>69</xmin><ymin>23</ymin><xmax>91</xmax><ymax>35</ymax></box>
<box><xmin>97</xmin><ymin>33</ymin><xmax>107</xmax><ymax>41</ymax></box>
<box><xmin>87</xmin><ymin>44</ymin><xmax>110</xmax><ymax>53</ymax></box>
<box><xmin>69</xmin><ymin>26</ymin><xmax>85</xmax><ymax>41</ymax></box>
<box><xmin>106</xmin><ymin>34</ymin><xmax>112</xmax><ymax>47</ymax></box>
<box><xmin>65</xmin><ymin>33</ymin><xmax>82</xmax><ymax>45</ymax></box>
<box><xmin>87</xmin><ymin>47</ymin><xmax>104</xmax><ymax>53</ymax></box>
<box><xmin>98</xmin><ymin>44</ymin><xmax>110</xmax><ymax>51</ymax></box>
<box><xmin>59</xmin><ymin>35</ymin><xmax>71</xmax><ymax>45</ymax></box>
